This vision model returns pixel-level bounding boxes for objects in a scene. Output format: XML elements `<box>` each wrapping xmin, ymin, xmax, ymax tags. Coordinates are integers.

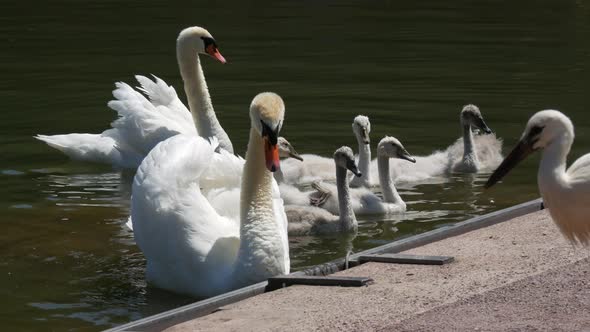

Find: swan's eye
<box><xmin>528</xmin><ymin>125</ymin><xmax>544</xmax><ymax>142</ymax></box>
<box><xmin>200</xmin><ymin>36</ymin><xmax>217</xmax><ymax>48</ymax></box>
<box><xmin>260</xmin><ymin>120</ymin><xmax>279</xmax><ymax>145</ymax></box>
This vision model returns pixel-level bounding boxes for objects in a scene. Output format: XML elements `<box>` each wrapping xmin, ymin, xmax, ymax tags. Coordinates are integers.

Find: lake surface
<box><xmin>2</xmin><ymin>0</ymin><xmax>590</xmax><ymax>330</ymax></box>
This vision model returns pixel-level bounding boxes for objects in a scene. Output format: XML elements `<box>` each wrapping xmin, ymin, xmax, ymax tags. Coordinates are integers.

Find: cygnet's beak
<box><xmin>485</xmin><ymin>138</ymin><xmax>534</xmax><ymax>189</ymax></box>
<box><xmin>206</xmin><ymin>44</ymin><xmax>227</xmax><ymax>64</ymax></box>
<box><xmin>399</xmin><ymin>149</ymin><xmax>416</xmax><ymax>163</ymax></box>
<box><xmin>264</xmin><ymin>137</ymin><xmax>280</xmax><ymax>172</ymax></box>
<box><xmin>346</xmin><ymin>159</ymin><xmax>362</xmax><ymax>177</ymax></box>
<box><xmin>289</xmin><ymin>150</ymin><xmax>304</xmax><ymax>162</ymax></box>
<box><xmin>476</xmin><ymin>117</ymin><xmax>493</xmax><ymax>134</ymax></box>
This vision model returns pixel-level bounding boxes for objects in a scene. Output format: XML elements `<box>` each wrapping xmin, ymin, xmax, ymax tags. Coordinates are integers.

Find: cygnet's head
<box><xmin>177</xmin><ymin>26</ymin><xmax>226</xmax><ymax>63</ymax></box>
<box><xmin>377</xmin><ymin>136</ymin><xmax>416</xmax><ymax>163</ymax></box>
<box><xmin>352</xmin><ymin>115</ymin><xmax>371</xmax><ymax>144</ymax></box>
<box><xmin>278</xmin><ymin>137</ymin><xmax>303</xmax><ymax>161</ymax></box>
<box><xmin>460</xmin><ymin>104</ymin><xmax>492</xmax><ymax>134</ymax></box>
<box><xmin>250</xmin><ymin>92</ymin><xmax>285</xmax><ymax>172</ymax></box>
<box><xmin>333</xmin><ymin>146</ymin><xmax>362</xmax><ymax>177</ymax></box>
<box><xmin>485</xmin><ymin>110</ymin><xmax>574</xmax><ymax>189</ymax></box>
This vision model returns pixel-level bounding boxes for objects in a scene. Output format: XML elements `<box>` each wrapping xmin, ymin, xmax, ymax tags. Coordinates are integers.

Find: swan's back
<box><xmin>446</xmin><ymin>133</ymin><xmax>503</xmax><ymax>172</ymax></box>
<box><xmin>285</xmin><ymin>205</ymin><xmax>340</xmax><ymax>236</ymax></box>
<box><xmin>132</xmin><ymin>134</ymin><xmax>239</xmax><ymax>297</ymax></box>
<box><xmin>279</xmin><ymin>154</ymin><xmax>336</xmax><ymax>184</ymax></box>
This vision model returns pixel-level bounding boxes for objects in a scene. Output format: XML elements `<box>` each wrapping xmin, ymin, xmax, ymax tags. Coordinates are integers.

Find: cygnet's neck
<box><xmin>336</xmin><ymin>165</ymin><xmax>357</xmax><ymax>232</ymax></box>
<box><xmin>177</xmin><ymin>39</ymin><xmax>234</xmax><ymax>153</ymax></box>
<box><xmin>273</xmin><ymin>168</ymin><xmax>285</xmax><ymax>183</ymax></box>
<box><xmin>377</xmin><ymin>155</ymin><xmax>404</xmax><ymax>206</ymax></box>
<box><xmin>350</xmin><ymin>137</ymin><xmax>371</xmax><ymax>187</ymax></box>
<box><xmin>462</xmin><ymin>122</ymin><xmax>479</xmax><ymax>165</ymax></box>
<box><xmin>234</xmin><ymin>128</ymin><xmax>285</xmax><ymax>284</ymax></box>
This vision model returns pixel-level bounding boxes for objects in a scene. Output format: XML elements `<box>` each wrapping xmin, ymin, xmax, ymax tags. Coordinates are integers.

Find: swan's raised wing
<box><xmin>107</xmin><ymin>77</ymin><xmax>196</xmax><ymax>157</ymax></box>
<box><xmin>34</xmin><ymin>132</ymin><xmax>143</xmax><ymax>169</ymax></box>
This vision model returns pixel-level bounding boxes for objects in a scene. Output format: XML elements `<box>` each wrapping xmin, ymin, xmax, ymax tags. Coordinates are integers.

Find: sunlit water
<box><xmin>2</xmin><ymin>0</ymin><xmax>590</xmax><ymax>330</ymax></box>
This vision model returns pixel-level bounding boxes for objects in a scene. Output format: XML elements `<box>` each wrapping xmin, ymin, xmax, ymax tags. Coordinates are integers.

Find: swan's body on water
<box><xmin>131</xmin><ymin>92</ymin><xmax>289</xmax><ymax>298</ymax></box>
<box><xmin>486</xmin><ymin>110</ymin><xmax>590</xmax><ymax>246</ymax></box>
<box><xmin>36</xmin><ymin>26</ymin><xmax>232</xmax><ymax>169</ymax></box>
<box><xmin>286</xmin><ymin>146</ymin><xmax>361</xmax><ymax>236</ymax></box>
<box><xmin>279</xmin><ymin>115</ymin><xmax>371</xmax><ymax>185</ymax></box>
<box><xmin>371</xmin><ymin>104</ymin><xmax>502</xmax><ymax>183</ymax></box>
<box><xmin>313</xmin><ymin>137</ymin><xmax>415</xmax><ymax>216</ymax></box>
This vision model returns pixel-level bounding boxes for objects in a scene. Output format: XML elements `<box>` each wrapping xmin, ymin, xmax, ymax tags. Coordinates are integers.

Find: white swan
<box><xmin>279</xmin><ymin>115</ymin><xmax>371</xmax><ymax>185</ymax></box>
<box><xmin>372</xmin><ymin>104</ymin><xmax>502</xmax><ymax>183</ymax></box>
<box><xmin>286</xmin><ymin>146</ymin><xmax>361</xmax><ymax>236</ymax></box>
<box><xmin>131</xmin><ymin>92</ymin><xmax>289</xmax><ymax>298</ymax></box>
<box><xmin>35</xmin><ymin>26</ymin><xmax>232</xmax><ymax>169</ymax></box>
<box><xmin>312</xmin><ymin>137</ymin><xmax>416</xmax><ymax>216</ymax></box>
<box><xmin>486</xmin><ymin>110</ymin><xmax>590</xmax><ymax>246</ymax></box>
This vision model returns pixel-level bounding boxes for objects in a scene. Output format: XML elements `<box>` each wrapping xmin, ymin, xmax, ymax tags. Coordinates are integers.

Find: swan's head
<box><xmin>177</xmin><ymin>26</ymin><xmax>226</xmax><ymax>63</ymax></box>
<box><xmin>334</xmin><ymin>146</ymin><xmax>362</xmax><ymax>177</ymax></box>
<box><xmin>278</xmin><ymin>137</ymin><xmax>303</xmax><ymax>161</ymax></box>
<box><xmin>250</xmin><ymin>92</ymin><xmax>285</xmax><ymax>172</ymax></box>
<box><xmin>352</xmin><ymin>115</ymin><xmax>371</xmax><ymax>144</ymax></box>
<box><xmin>461</xmin><ymin>104</ymin><xmax>492</xmax><ymax>134</ymax></box>
<box><xmin>485</xmin><ymin>110</ymin><xmax>574</xmax><ymax>189</ymax></box>
<box><xmin>377</xmin><ymin>136</ymin><xmax>416</xmax><ymax>163</ymax></box>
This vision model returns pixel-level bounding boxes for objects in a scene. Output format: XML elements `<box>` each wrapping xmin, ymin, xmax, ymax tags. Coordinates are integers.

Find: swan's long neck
<box><xmin>177</xmin><ymin>43</ymin><xmax>234</xmax><ymax>153</ymax></box>
<box><xmin>350</xmin><ymin>139</ymin><xmax>371</xmax><ymax>187</ymax></box>
<box><xmin>378</xmin><ymin>155</ymin><xmax>404</xmax><ymax>206</ymax></box>
<box><xmin>336</xmin><ymin>165</ymin><xmax>357</xmax><ymax>232</ymax></box>
<box><xmin>538</xmin><ymin>135</ymin><xmax>571</xmax><ymax>195</ymax></box>
<box><xmin>462</xmin><ymin>123</ymin><xmax>478</xmax><ymax>165</ymax></box>
<box><xmin>233</xmin><ymin>128</ymin><xmax>286</xmax><ymax>285</ymax></box>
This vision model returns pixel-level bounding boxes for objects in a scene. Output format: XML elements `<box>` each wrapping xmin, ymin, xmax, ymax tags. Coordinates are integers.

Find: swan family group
<box><xmin>36</xmin><ymin>26</ymin><xmax>590</xmax><ymax>298</ymax></box>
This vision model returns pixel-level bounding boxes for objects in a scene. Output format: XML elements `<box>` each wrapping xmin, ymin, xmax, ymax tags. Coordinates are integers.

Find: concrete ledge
<box><xmin>106</xmin><ymin>198</ymin><xmax>543</xmax><ymax>332</ymax></box>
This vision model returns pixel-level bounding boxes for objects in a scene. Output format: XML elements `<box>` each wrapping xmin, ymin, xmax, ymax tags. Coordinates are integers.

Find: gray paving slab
<box><xmin>164</xmin><ymin>210</ymin><xmax>590</xmax><ymax>332</ymax></box>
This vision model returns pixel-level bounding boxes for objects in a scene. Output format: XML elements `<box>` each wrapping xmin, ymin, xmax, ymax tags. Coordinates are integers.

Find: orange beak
<box><xmin>264</xmin><ymin>137</ymin><xmax>280</xmax><ymax>172</ymax></box>
<box><xmin>206</xmin><ymin>44</ymin><xmax>226</xmax><ymax>64</ymax></box>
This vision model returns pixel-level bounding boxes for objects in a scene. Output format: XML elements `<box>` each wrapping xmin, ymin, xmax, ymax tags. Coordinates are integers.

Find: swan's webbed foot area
<box><xmin>309</xmin><ymin>181</ymin><xmax>331</xmax><ymax>207</ymax></box>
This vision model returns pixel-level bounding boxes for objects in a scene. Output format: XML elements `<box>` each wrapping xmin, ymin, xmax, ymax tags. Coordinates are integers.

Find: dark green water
<box><xmin>2</xmin><ymin>0</ymin><xmax>590</xmax><ymax>330</ymax></box>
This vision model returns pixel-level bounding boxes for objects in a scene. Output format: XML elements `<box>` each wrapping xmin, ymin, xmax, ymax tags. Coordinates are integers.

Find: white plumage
<box><xmin>131</xmin><ymin>93</ymin><xmax>289</xmax><ymax>298</ymax></box>
<box><xmin>36</xmin><ymin>26</ymin><xmax>231</xmax><ymax>168</ymax></box>
<box><xmin>486</xmin><ymin>110</ymin><xmax>590</xmax><ymax>245</ymax></box>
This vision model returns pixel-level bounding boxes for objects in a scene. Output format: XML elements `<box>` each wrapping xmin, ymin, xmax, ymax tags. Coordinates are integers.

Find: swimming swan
<box><xmin>35</xmin><ymin>26</ymin><xmax>232</xmax><ymax>169</ymax></box>
<box><xmin>313</xmin><ymin>136</ymin><xmax>416</xmax><ymax>216</ymax></box>
<box><xmin>279</xmin><ymin>115</ymin><xmax>371</xmax><ymax>185</ymax></box>
<box><xmin>286</xmin><ymin>146</ymin><xmax>361</xmax><ymax>236</ymax></box>
<box><xmin>486</xmin><ymin>110</ymin><xmax>590</xmax><ymax>246</ymax></box>
<box><xmin>131</xmin><ymin>92</ymin><xmax>289</xmax><ymax>298</ymax></box>
<box><xmin>450</xmin><ymin>104</ymin><xmax>497</xmax><ymax>173</ymax></box>
<box><xmin>374</xmin><ymin>104</ymin><xmax>501</xmax><ymax>183</ymax></box>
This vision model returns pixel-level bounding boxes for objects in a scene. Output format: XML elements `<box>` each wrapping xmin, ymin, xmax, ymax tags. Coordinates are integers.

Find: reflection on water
<box><xmin>2</xmin><ymin>0</ymin><xmax>590</xmax><ymax>331</ymax></box>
